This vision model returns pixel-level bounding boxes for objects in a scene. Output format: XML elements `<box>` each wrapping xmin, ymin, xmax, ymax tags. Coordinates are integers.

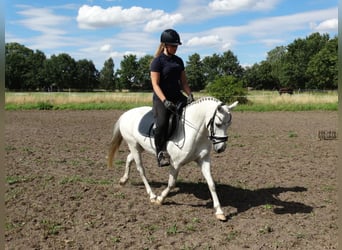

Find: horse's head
<box><xmin>207</xmin><ymin>101</ymin><xmax>238</xmax><ymax>153</ymax></box>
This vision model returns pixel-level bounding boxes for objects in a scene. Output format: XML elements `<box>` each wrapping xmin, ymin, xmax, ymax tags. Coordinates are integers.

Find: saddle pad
<box><xmin>138</xmin><ymin>110</ymin><xmax>155</xmax><ymax>137</ymax></box>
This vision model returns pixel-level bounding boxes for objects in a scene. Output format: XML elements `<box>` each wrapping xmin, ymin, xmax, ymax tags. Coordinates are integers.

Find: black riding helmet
<box><xmin>160</xmin><ymin>29</ymin><xmax>182</xmax><ymax>45</ymax></box>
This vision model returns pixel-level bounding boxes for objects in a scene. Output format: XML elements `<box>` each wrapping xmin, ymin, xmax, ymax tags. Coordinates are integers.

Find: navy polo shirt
<box><xmin>150</xmin><ymin>53</ymin><xmax>185</xmax><ymax>102</ymax></box>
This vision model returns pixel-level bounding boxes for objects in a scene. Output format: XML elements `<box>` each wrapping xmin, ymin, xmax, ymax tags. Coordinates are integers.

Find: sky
<box><xmin>5</xmin><ymin>0</ymin><xmax>338</xmax><ymax>70</ymax></box>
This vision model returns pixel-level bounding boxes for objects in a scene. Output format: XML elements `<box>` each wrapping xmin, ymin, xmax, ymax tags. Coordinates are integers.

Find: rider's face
<box><xmin>165</xmin><ymin>44</ymin><xmax>178</xmax><ymax>54</ymax></box>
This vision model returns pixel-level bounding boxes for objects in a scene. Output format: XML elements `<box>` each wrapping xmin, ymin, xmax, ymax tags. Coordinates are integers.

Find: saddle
<box><xmin>138</xmin><ymin>103</ymin><xmax>185</xmax><ymax>139</ymax></box>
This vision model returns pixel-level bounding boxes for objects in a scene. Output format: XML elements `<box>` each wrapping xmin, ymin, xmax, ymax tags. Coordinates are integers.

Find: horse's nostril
<box><xmin>215</xmin><ymin>144</ymin><xmax>226</xmax><ymax>153</ymax></box>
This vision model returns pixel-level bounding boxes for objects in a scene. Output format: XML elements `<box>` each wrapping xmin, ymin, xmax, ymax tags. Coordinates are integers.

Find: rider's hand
<box><xmin>163</xmin><ymin>99</ymin><xmax>176</xmax><ymax>112</ymax></box>
<box><xmin>187</xmin><ymin>93</ymin><xmax>194</xmax><ymax>104</ymax></box>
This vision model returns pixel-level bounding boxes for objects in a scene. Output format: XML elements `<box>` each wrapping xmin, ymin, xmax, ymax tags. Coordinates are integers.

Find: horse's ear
<box><xmin>228</xmin><ymin>101</ymin><xmax>238</xmax><ymax>110</ymax></box>
<box><xmin>217</xmin><ymin>103</ymin><xmax>224</xmax><ymax>112</ymax></box>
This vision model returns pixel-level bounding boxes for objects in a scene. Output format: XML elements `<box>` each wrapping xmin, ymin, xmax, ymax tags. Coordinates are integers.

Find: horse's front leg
<box><xmin>152</xmin><ymin>165</ymin><xmax>179</xmax><ymax>205</ymax></box>
<box><xmin>198</xmin><ymin>158</ymin><xmax>226</xmax><ymax>221</ymax></box>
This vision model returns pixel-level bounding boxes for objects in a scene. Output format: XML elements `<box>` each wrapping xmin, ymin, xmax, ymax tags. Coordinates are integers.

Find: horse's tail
<box><xmin>107</xmin><ymin>117</ymin><xmax>123</xmax><ymax>169</ymax></box>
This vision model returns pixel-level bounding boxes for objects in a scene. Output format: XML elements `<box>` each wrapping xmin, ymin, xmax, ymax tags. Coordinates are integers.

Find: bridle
<box><xmin>206</xmin><ymin>103</ymin><xmax>232</xmax><ymax>145</ymax></box>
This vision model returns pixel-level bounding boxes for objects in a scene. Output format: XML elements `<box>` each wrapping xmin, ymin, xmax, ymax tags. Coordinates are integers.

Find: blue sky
<box><xmin>5</xmin><ymin>0</ymin><xmax>338</xmax><ymax>70</ymax></box>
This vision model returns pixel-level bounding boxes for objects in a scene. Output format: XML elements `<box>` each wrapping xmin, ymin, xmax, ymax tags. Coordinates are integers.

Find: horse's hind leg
<box><xmin>119</xmin><ymin>153</ymin><xmax>133</xmax><ymax>185</ymax></box>
<box><xmin>128</xmin><ymin>146</ymin><xmax>157</xmax><ymax>201</ymax></box>
<box><xmin>153</xmin><ymin>165</ymin><xmax>179</xmax><ymax>205</ymax></box>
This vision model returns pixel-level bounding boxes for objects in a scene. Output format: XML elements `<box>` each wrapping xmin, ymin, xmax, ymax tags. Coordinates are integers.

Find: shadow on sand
<box><xmin>143</xmin><ymin>181</ymin><xmax>313</xmax><ymax>217</ymax></box>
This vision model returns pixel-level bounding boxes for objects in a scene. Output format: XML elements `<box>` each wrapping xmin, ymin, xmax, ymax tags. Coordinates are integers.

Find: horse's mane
<box><xmin>188</xmin><ymin>96</ymin><xmax>221</xmax><ymax>106</ymax></box>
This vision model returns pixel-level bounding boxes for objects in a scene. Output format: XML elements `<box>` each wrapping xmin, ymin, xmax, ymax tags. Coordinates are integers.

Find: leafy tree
<box><xmin>202</xmin><ymin>53</ymin><xmax>222</xmax><ymax>84</ymax></box>
<box><xmin>243</xmin><ymin>64</ymin><xmax>259</xmax><ymax>89</ymax></box>
<box><xmin>99</xmin><ymin>58</ymin><xmax>115</xmax><ymax>90</ymax></box>
<box><xmin>282</xmin><ymin>32</ymin><xmax>329</xmax><ymax>89</ymax></box>
<box><xmin>116</xmin><ymin>54</ymin><xmax>139</xmax><ymax>90</ymax></box>
<box><xmin>306</xmin><ymin>36</ymin><xmax>337</xmax><ymax>89</ymax></box>
<box><xmin>243</xmin><ymin>61</ymin><xmax>278</xmax><ymax>90</ymax></box>
<box><xmin>136</xmin><ymin>55</ymin><xmax>153</xmax><ymax>91</ymax></box>
<box><xmin>221</xmin><ymin>50</ymin><xmax>244</xmax><ymax>78</ymax></box>
<box><xmin>202</xmin><ymin>50</ymin><xmax>243</xmax><ymax>86</ymax></box>
<box><xmin>5</xmin><ymin>35</ymin><xmax>338</xmax><ymax>92</ymax></box>
<box><xmin>5</xmin><ymin>42</ymin><xmax>34</xmax><ymax>90</ymax></box>
<box><xmin>185</xmin><ymin>53</ymin><xmax>205</xmax><ymax>91</ymax></box>
<box><xmin>44</xmin><ymin>53</ymin><xmax>77</xmax><ymax>90</ymax></box>
<box><xmin>206</xmin><ymin>75</ymin><xmax>248</xmax><ymax>104</ymax></box>
<box><xmin>75</xmin><ymin>59</ymin><xmax>99</xmax><ymax>90</ymax></box>
<box><xmin>266</xmin><ymin>46</ymin><xmax>286</xmax><ymax>87</ymax></box>
<box><xmin>25</xmin><ymin>50</ymin><xmax>47</xmax><ymax>90</ymax></box>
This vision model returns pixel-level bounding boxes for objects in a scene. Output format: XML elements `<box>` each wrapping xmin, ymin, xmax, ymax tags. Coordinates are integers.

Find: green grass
<box><xmin>234</xmin><ymin>102</ymin><xmax>337</xmax><ymax>112</ymax></box>
<box><xmin>5</xmin><ymin>91</ymin><xmax>338</xmax><ymax>111</ymax></box>
<box><xmin>5</xmin><ymin>101</ymin><xmax>149</xmax><ymax>110</ymax></box>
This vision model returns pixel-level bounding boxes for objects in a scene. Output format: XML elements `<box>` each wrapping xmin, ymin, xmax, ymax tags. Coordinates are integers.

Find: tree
<box><xmin>206</xmin><ymin>75</ymin><xmax>248</xmax><ymax>104</ymax></box>
<box><xmin>24</xmin><ymin>50</ymin><xmax>47</xmax><ymax>90</ymax></box>
<box><xmin>75</xmin><ymin>59</ymin><xmax>99</xmax><ymax>90</ymax></box>
<box><xmin>202</xmin><ymin>50</ymin><xmax>243</xmax><ymax>86</ymax></box>
<box><xmin>99</xmin><ymin>58</ymin><xmax>115</xmax><ymax>90</ymax></box>
<box><xmin>5</xmin><ymin>43</ymin><xmax>34</xmax><ymax>90</ymax></box>
<box><xmin>136</xmin><ymin>55</ymin><xmax>153</xmax><ymax>91</ymax></box>
<box><xmin>243</xmin><ymin>61</ymin><xmax>278</xmax><ymax>90</ymax></box>
<box><xmin>221</xmin><ymin>50</ymin><xmax>244</xmax><ymax>79</ymax></box>
<box><xmin>44</xmin><ymin>53</ymin><xmax>77</xmax><ymax>90</ymax></box>
<box><xmin>202</xmin><ymin>53</ymin><xmax>222</xmax><ymax>84</ymax></box>
<box><xmin>282</xmin><ymin>32</ymin><xmax>330</xmax><ymax>89</ymax></box>
<box><xmin>266</xmin><ymin>46</ymin><xmax>286</xmax><ymax>86</ymax></box>
<box><xmin>185</xmin><ymin>53</ymin><xmax>205</xmax><ymax>91</ymax></box>
<box><xmin>306</xmin><ymin>37</ymin><xmax>338</xmax><ymax>89</ymax></box>
<box><xmin>117</xmin><ymin>54</ymin><xmax>139</xmax><ymax>90</ymax></box>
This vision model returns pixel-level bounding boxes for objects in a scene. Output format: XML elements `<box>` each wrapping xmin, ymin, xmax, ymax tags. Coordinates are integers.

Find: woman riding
<box><xmin>150</xmin><ymin>29</ymin><xmax>194</xmax><ymax>167</ymax></box>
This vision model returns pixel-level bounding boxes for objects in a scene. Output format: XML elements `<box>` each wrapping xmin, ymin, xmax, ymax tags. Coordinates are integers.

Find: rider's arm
<box><xmin>151</xmin><ymin>71</ymin><xmax>166</xmax><ymax>102</ymax></box>
<box><xmin>180</xmin><ymin>71</ymin><xmax>192</xmax><ymax>96</ymax></box>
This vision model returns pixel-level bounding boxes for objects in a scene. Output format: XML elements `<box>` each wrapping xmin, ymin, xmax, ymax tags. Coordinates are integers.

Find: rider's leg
<box><xmin>153</xmin><ymin>98</ymin><xmax>170</xmax><ymax>167</ymax></box>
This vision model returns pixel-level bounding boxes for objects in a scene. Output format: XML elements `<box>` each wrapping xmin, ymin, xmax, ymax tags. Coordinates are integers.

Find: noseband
<box><xmin>206</xmin><ymin>104</ymin><xmax>231</xmax><ymax>144</ymax></box>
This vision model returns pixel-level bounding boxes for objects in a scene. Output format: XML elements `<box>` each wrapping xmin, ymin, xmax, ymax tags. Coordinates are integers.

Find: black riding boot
<box><xmin>154</xmin><ymin>126</ymin><xmax>170</xmax><ymax>167</ymax></box>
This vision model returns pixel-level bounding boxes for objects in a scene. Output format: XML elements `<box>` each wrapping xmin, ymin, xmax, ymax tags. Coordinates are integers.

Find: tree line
<box><xmin>5</xmin><ymin>32</ymin><xmax>337</xmax><ymax>92</ymax></box>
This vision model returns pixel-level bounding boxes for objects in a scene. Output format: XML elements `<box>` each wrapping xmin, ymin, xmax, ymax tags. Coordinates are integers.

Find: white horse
<box><xmin>107</xmin><ymin>97</ymin><xmax>238</xmax><ymax>221</ymax></box>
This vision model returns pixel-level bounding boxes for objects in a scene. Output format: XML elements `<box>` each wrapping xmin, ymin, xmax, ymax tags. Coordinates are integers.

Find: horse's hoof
<box><xmin>119</xmin><ymin>178</ymin><xmax>127</xmax><ymax>185</ymax></box>
<box><xmin>150</xmin><ymin>198</ymin><xmax>162</xmax><ymax>205</ymax></box>
<box><xmin>216</xmin><ymin>214</ymin><xmax>227</xmax><ymax>221</ymax></box>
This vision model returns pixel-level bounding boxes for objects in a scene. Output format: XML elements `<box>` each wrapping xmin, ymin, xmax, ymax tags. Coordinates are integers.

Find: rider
<box><xmin>150</xmin><ymin>29</ymin><xmax>194</xmax><ymax>167</ymax></box>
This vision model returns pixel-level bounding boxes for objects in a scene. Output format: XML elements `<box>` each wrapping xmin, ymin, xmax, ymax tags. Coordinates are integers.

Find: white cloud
<box><xmin>77</xmin><ymin>5</ymin><xmax>148</xmax><ymax>29</ymax></box>
<box><xmin>17</xmin><ymin>6</ymin><xmax>70</xmax><ymax>35</ymax></box>
<box><xmin>77</xmin><ymin>5</ymin><xmax>183</xmax><ymax>31</ymax></box>
<box><xmin>209</xmin><ymin>0</ymin><xmax>279</xmax><ymax>12</ymax></box>
<box><xmin>314</xmin><ymin>18</ymin><xmax>338</xmax><ymax>32</ymax></box>
<box><xmin>109</xmin><ymin>50</ymin><xmax>147</xmax><ymax>59</ymax></box>
<box><xmin>8</xmin><ymin>2</ymin><xmax>338</xmax><ymax>70</ymax></box>
<box><xmin>186</xmin><ymin>35</ymin><xmax>222</xmax><ymax>47</ymax></box>
<box><xmin>233</xmin><ymin>7</ymin><xmax>338</xmax><ymax>37</ymax></box>
<box><xmin>144</xmin><ymin>13</ymin><xmax>183</xmax><ymax>32</ymax></box>
<box><xmin>181</xmin><ymin>7</ymin><xmax>337</xmax><ymax>56</ymax></box>
<box><xmin>12</xmin><ymin>5</ymin><xmax>80</xmax><ymax>51</ymax></box>
<box><xmin>222</xmin><ymin>42</ymin><xmax>232</xmax><ymax>50</ymax></box>
<box><xmin>100</xmin><ymin>44</ymin><xmax>112</xmax><ymax>52</ymax></box>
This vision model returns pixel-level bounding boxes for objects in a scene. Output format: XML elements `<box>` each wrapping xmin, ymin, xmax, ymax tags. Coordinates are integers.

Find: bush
<box><xmin>37</xmin><ymin>101</ymin><xmax>54</xmax><ymax>110</ymax></box>
<box><xmin>205</xmin><ymin>75</ymin><xmax>248</xmax><ymax>104</ymax></box>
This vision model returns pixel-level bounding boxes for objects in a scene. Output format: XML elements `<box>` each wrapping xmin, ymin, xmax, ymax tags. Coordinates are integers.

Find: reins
<box><xmin>170</xmin><ymin>98</ymin><xmax>231</xmax><ymax>147</ymax></box>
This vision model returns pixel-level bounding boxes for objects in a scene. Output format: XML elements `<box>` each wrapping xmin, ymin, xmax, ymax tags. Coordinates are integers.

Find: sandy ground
<box><xmin>5</xmin><ymin>110</ymin><xmax>337</xmax><ymax>249</ymax></box>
